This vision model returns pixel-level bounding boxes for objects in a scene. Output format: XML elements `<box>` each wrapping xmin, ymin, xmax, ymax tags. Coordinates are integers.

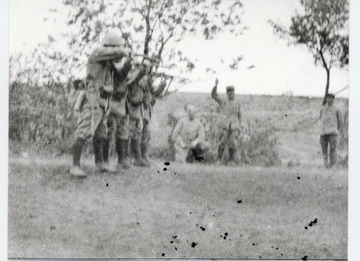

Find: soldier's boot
<box><xmin>115</xmin><ymin>139</ymin><xmax>130</xmax><ymax>171</ymax></box>
<box><xmin>227</xmin><ymin>148</ymin><xmax>238</xmax><ymax>166</ymax></box>
<box><xmin>131</xmin><ymin>138</ymin><xmax>148</xmax><ymax>167</ymax></box>
<box><xmin>93</xmin><ymin>137</ymin><xmax>109</xmax><ymax>172</ymax></box>
<box><xmin>140</xmin><ymin>142</ymin><xmax>151</xmax><ymax>166</ymax></box>
<box><xmin>103</xmin><ymin>138</ymin><xmax>111</xmax><ymax>168</ymax></box>
<box><xmin>70</xmin><ymin>138</ymin><xmax>86</xmax><ymax>178</ymax></box>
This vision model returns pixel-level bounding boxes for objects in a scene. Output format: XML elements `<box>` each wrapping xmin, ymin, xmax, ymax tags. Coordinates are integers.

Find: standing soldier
<box><xmin>140</xmin><ymin>74</ymin><xmax>167</xmax><ymax>165</ymax></box>
<box><xmin>70</xmin><ymin>32</ymin><xmax>128</xmax><ymax>177</ymax></box>
<box><xmin>126</xmin><ymin>61</ymin><xmax>150</xmax><ymax>167</ymax></box>
<box><xmin>319</xmin><ymin>93</ymin><xmax>343</xmax><ymax>168</ymax></box>
<box><xmin>102</xmin><ymin>48</ymin><xmax>140</xmax><ymax>172</ymax></box>
<box><xmin>211</xmin><ymin>78</ymin><xmax>243</xmax><ymax>166</ymax></box>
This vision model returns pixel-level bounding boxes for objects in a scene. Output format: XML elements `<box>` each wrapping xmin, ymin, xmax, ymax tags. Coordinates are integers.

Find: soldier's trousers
<box><xmin>128</xmin><ymin>117</ymin><xmax>143</xmax><ymax>140</ymax></box>
<box><xmin>75</xmin><ymin>102</ymin><xmax>108</xmax><ymax>140</ymax></box>
<box><xmin>218</xmin><ymin>128</ymin><xmax>240</xmax><ymax>150</ymax></box>
<box><xmin>141</xmin><ymin>119</ymin><xmax>151</xmax><ymax>146</ymax></box>
<box><xmin>320</xmin><ymin>134</ymin><xmax>338</xmax><ymax>167</ymax></box>
<box><xmin>107</xmin><ymin>113</ymin><xmax>129</xmax><ymax>141</ymax></box>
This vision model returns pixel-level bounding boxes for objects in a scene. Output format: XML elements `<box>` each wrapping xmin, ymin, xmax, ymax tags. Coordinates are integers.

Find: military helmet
<box><xmin>226</xmin><ymin>86</ymin><xmax>235</xmax><ymax>92</ymax></box>
<box><xmin>101</xmin><ymin>32</ymin><xmax>125</xmax><ymax>47</ymax></box>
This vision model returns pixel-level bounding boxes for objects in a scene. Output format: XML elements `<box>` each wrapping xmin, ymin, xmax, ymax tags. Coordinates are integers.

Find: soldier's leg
<box><xmin>103</xmin><ymin>114</ymin><xmax>116</xmax><ymax>166</ymax></box>
<box><xmin>174</xmin><ymin>142</ymin><xmax>187</xmax><ymax>163</ymax></box>
<box><xmin>93</xmin><ymin>114</ymin><xmax>110</xmax><ymax>172</ymax></box>
<box><xmin>131</xmin><ymin>118</ymin><xmax>148</xmax><ymax>167</ymax></box>
<box><xmin>115</xmin><ymin>114</ymin><xmax>130</xmax><ymax>170</ymax></box>
<box><xmin>217</xmin><ymin>129</ymin><xmax>227</xmax><ymax>163</ymax></box>
<box><xmin>228</xmin><ymin>130</ymin><xmax>239</xmax><ymax>165</ymax></box>
<box><xmin>70</xmin><ymin>105</ymin><xmax>92</xmax><ymax>177</ymax></box>
<box><xmin>320</xmin><ymin>135</ymin><xmax>329</xmax><ymax>168</ymax></box>
<box><xmin>329</xmin><ymin>134</ymin><xmax>338</xmax><ymax>168</ymax></box>
<box><xmin>141</xmin><ymin>120</ymin><xmax>151</xmax><ymax>165</ymax></box>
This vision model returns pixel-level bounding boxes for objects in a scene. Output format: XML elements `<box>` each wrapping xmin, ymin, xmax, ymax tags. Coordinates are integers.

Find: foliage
<box><xmin>269</xmin><ymin>0</ymin><xmax>349</xmax><ymax>99</ymax></box>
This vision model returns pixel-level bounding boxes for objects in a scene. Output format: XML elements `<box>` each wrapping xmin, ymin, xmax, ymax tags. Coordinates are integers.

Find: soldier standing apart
<box><xmin>140</xmin><ymin>74</ymin><xmax>167</xmax><ymax>165</ymax></box>
<box><xmin>171</xmin><ymin>105</ymin><xmax>206</xmax><ymax>163</ymax></box>
<box><xmin>70</xmin><ymin>32</ymin><xmax>128</xmax><ymax>177</ymax></box>
<box><xmin>320</xmin><ymin>93</ymin><xmax>343</xmax><ymax>168</ymax></box>
<box><xmin>211</xmin><ymin>78</ymin><xmax>243</xmax><ymax>166</ymax></box>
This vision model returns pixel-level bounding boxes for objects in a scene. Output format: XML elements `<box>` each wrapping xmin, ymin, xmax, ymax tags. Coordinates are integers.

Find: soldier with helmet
<box><xmin>70</xmin><ymin>32</ymin><xmax>130</xmax><ymax>177</ymax></box>
<box><xmin>211</xmin><ymin>78</ymin><xmax>243</xmax><ymax>166</ymax></box>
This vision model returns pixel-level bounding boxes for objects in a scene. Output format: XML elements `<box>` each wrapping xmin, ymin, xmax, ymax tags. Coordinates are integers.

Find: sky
<box><xmin>9</xmin><ymin>0</ymin><xmax>349</xmax><ymax>97</ymax></box>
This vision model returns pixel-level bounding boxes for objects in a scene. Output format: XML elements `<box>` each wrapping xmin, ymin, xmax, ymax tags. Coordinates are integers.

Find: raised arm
<box><xmin>211</xmin><ymin>78</ymin><xmax>223</xmax><ymax>106</ymax></box>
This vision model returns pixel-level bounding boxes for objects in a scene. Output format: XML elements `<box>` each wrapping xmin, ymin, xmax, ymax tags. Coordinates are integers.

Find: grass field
<box><xmin>8</xmin><ymin>157</ymin><xmax>347</xmax><ymax>259</ymax></box>
<box><xmin>8</xmin><ymin>93</ymin><xmax>348</xmax><ymax>259</ymax></box>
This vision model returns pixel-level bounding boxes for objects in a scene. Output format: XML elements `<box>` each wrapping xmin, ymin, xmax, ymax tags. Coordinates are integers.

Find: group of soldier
<box><xmin>70</xmin><ymin>32</ymin><xmax>167</xmax><ymax>177</ymax></box>
<box><xmin>68</xmin><ymin>31</ymin><xmax>342</xmax><ymax>177</ymax></box>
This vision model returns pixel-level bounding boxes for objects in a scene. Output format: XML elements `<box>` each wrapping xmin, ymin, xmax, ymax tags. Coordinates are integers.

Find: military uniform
<box><xmin>211</xmin><ymin>85</ymin><xmax>243</xmax><ymax>164</ymax></box>
<box><xmin>103</xmin><ymin>57</ymin><xmax>133</xmax><ymax>171</ymax></box>
<box><xmin>171</xmin><ymin>106</ymin><xmax>206</xmax><ymax>163</ymax></box>
<box><xmin>70</xmin><ymin>32</ymin><xmax>128</xmax><ymax>177</ymax></box>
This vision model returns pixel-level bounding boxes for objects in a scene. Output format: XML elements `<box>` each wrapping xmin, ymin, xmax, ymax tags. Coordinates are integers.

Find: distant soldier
<box><xmin>140</xmin><ymin>74</ymin><xmax>167</xmax><ymax>165</ymax></box>
<box><xmin>320</xmin><ymin>93</ymin><xmax>343</xmax><ymax>168</ymax></box>
<box><xmin>171</xmin><ymin>105</ymin><xmax>206</xmax><ymax>163</ymax></box>
<box><xmin>211</xmin><ymin>78</ymin><xmax>243</xmax><ymax>165</ymax></box>
<box><xmin>70</xmin><ymin>32</ymin><xmax>128</xmax><ymax>177</ymax></box>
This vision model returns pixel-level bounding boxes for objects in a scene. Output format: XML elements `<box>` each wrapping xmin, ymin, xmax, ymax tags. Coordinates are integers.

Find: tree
<box><xmin>47</xmin><ymin>0</ymin><xmax>249</xmax><ymax>94</ymax></box>
<box><xmin>269</xmin><ymin>0</ymin><xmax>349</xmax><ymax>103</ymax></box>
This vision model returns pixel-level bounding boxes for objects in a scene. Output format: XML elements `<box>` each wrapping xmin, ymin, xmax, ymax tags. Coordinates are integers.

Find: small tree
<box><xmin>47</xmin><ymin>0</ymin><xmax>249</xmax><ymax>94</ymax></box>
<box><xmin>269</xmin><ymin>0</ymin><xmax>348</xmax><ymax>103</ymax></box>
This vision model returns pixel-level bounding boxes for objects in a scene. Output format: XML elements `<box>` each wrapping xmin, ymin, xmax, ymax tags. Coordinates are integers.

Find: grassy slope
<box><xmin>9</xmin><ymin>157</ymin><xmax>347</xmax><ymax>259</ymax></box>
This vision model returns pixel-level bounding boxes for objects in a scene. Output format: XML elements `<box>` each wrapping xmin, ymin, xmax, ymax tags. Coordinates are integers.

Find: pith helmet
<box><xmin>101</xmin><ymin>32</ymin><xmax>125</xmax><ymax>47</ymax></box>
<box><xmin>226</xmin><ymin>86</ymin><xmax>235</xmax><ymax>92</ymax></box>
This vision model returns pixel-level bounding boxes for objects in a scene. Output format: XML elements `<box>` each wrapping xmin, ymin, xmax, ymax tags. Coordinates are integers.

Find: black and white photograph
<box><xmin>5</xmin><ymin>0</ymin><xmax>355</xmax><ymax>259</ymax></box>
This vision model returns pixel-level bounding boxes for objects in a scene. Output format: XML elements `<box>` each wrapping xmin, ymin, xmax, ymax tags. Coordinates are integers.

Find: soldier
<box><xmin>69</xmin><ymin>32</ymin><xmax>128</xmax><ymax>177</ymax></box>
<box><xmin>211</xmin><ymin>78</ymin><xmax>243</xmax><ymax>166</ymax></box>
<box><xmin>102</xmin><ymin>47</ymin><xmax>142</xmax><ymax>172</ymax></box>
<box><xmin>171</xmin><ymin>105</ymin><xmax>206</xmax><ymax>163</ymax></box>
<box><xmin>126</xmin><ymin>61</ymin><xmax>151</xmax><ymax>167</ymax></box>
<box><xmin>140</xmin><ymin>74</ymin><xmax>167</xmax><ymax>165</ymax></box>
<box><xmin>319</xmin><ymin>93</ymin><xmax>343</xmax><ymax>168</ymax></box>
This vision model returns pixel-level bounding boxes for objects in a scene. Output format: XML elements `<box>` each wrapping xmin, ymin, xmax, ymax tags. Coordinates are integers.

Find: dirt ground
<box><xmin>8</xmin><ymin>157</ymin><xmax>347</xmax><ymax>259</ymax></box>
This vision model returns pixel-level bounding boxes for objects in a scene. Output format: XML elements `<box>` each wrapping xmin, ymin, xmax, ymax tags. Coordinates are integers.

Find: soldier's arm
<box><xmin>211</xmin><ymin>79</ymin><xmax>223</xmax><ymax>106</ymax></box>
<box><xmin>238</xmin><ymin>103</ymin><xmax>243</xmax><ymax>123</ymax></box>
<box><xmin>126</xmin><ymin>65</ymin><xmax>147</xmax><ymax>89</ymax></box>
<box><xmin>114</xmin><ymin>58</ymin><xmax>133</xmax><ymax>80</ymax></box>
<box><xmin>337</xmin><ymin>109</ymin><xmax>343</xmax><ymax>131</ymax></box>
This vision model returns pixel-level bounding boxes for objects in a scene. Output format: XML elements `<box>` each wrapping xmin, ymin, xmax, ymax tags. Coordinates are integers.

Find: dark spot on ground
<box><xmin>170</xmin><ymin>241</ymin><xmax>174</xmax><ymax>244</ymax></box>
<box><xmin>190</xmin><ymin>212</ymin><xmax>192</xmax><ymax>214</ymax></box>
<box><xmin>136</xmin><ymin>222</ymin><xmax>140</xmax><ymax>225</ymax></box>
<box><xmin>305</xmin><ymin>226</ymin><xmax>308</xmax><ymax>230</ymax></box>
<box><xmin>223</xmin><ymin>236</ymin><xmax>227</xmax><ymax>240</ymax></box>
<box><xmin>175</xmin><ymin>247</ymin><xmax>177</xmax><ymax>250</ymax></box>
<box><xmin>163</xmin><ymin>168</ymin><xmax>167</xmax><ymax>171</ymax></box>
<box><xmin>252</xmin><ymin>243</ymin><xmax>256</xmax><ymax>246</ymax></box>
<box><xmin>285</xmin><ymin>114</ymin><xmax>287</xmax><ymax>117</ymax></box>
<box><xmin>225</xmin><ymin>232</ymin><xmax>228</xmax><ymax>236</ymax></box>
<box><xmin>162</xmin><ymin>253</ymin><xmax>165</xmax><ymax>257</ymax></box>
<box><xmin>157</xmin><ymin>171</ymin><xmax>160</xmax><ymax>174</ymax></box>
<box><xmin>50</xmin><ymin>225</ymin><xmax>56</xmax><ymax>230</ymax></box>
<box><xmin>301</xmin><ymin>255</ymin><xmax>308</xmax><ymax>261</ymax></box>
<box><xmin>191</xmin><ymin>242</ymin><xmax>198</xmax><ymax>248</ymax></box>
<box><xmin>281</xmin><ymin>254</ymin><xmax>283</xmax><ymax>256</ymax></box>
<box><xmin>276</xmin><ymin>248</ymin><xmax>278</xmax><ymax>250</ymax></box>
<box><xmin>237</xmin><ymin>200</ymin><xmax>242</xmax><ymax>204</ymax></box>
<box><xmin>297</xmin><ymin>177</ymin><xmax>300</xmax><ymax>180</ymax></box>
<box><xmin>106</xmin><ymin>183</ymin><xmax>109</xmax><ymax>187</ymax></box>
<box><xmin>164</xmin><ymin>162</ymin><xmax>170</xmax><ymax>166</ymax></box>
<box><xmin>196</xmin><ymin>223</ymin><xmax>198</xmax><ymax>226</ymax></box>
<box><xmin>172</xmin><ymin>235</ymin><xmax>177</xmax><ymax>239</ymax></box>
<box><xmin>174</xmin><ymin>173</ymin><xmax>177</xmax><ymax>175</ymax></box>
<box><xmin>220</xmin><ymin>235</ymin><xmax>223</xmax><ymax>237</ymax></box>
<box><xmin>200</xmin><ymin>226</ymin><xmax>206</xmax><ymax>231</ymax></box>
